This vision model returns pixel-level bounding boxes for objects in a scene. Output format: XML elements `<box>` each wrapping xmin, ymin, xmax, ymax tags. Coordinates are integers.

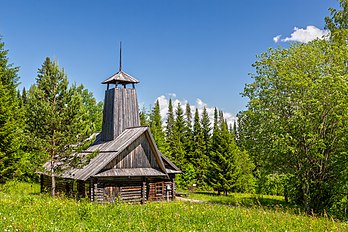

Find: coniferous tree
<box><xmin>165</xmin><ymin>99</ymin><xmax>175</xmax><ymax>160</ymax></box>
<box><xmin>71</xmin><ymin>84</ymin><xmax>103</xmax><ymax>132</ymax></box>
<box><xmin>201</xmin><ymin>106</ymin><xmax>211</xmax><ymax>163</ymax></box>
<box><xmin>192</xmin><ymin>108</ymin><xmax>207</xmax><ymax>187</ymax></box>
<box><xmin>232</xmin><ymin>121</ymin><xmax>238</xmax><ymax>141</ymax></box>
<box><xmin>26</xmin><ymin>57</ymin><xmax>95</xmax><ymax>196</ymax></box>
<box><xmin>139</xmin><ymin>106</ymin><xmax>149</xmax><ymax>126</ymax></box>
<box><xmin>208</xmin><ymin>108</ymin><xmax>253</xmax><ymax>195</ymax></box>
<box><xmin>208</xmin><ymin>108</ymin><xmax>222</xmax><ymax>193</ymax></box>
<box><xmin>149</xmin><ymin>100</ymin><xmax>167</xmax><ymax>152</ymax></box>
<box><xmin>22</xmin><ymin>87</ymin><xmax>27</xmax><ymax>105</ymax></box>
<box><xmin>173</xmin><ymin>102</ymin><xmax>186</xmax><ymax>168</ymax></box>
<box><xmin>0</xmin><ymin>38</ymin><xmax>24</xmax><ymax>182</ymax></box>
<box><xmin>184</xmin><ymin>103</ymin><xmax>193</xmax><ymax>160</ymax></box>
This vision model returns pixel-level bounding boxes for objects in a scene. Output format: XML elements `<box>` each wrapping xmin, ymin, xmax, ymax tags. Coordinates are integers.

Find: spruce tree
<box><xmin>139</xmin><ymin>106</ymin><xmax>149</xmax><ymax>126</ymax></box>
<box><xmin>0</xmin><ymin>38</ymin><xmax>24</xmax><ymax>182</ymax></box>
<box><xmin>192</xmin><ymin>108</ymin><xmax>207</xmax><ymax>187</ymax></box>
<box><xmin>201</xmin><ymin>106</ymin><xmax>211</xmax><ymax>164</ymax></box>
<box><xmin>165</xmin><ymin>99</ymin><xmax>175</xmax><ymax>160</ymax></box>
<box><xmin>184</xmin><ymin>103</ymin><xmax>193</xmax><ymax>160</ymax></box>
<box><xmin>173</xmin><ymin>102</ymin><xmax>186</xmax><ymax>168</ymax></box>
<box><xmin>209</xmin><ymin>108</ymin><xmax>242</xmax><ymax>195</ymax></box>
<box><xmin>149</xmin><ymin>100</ymin><xmax>167</xmax><ymax>152</ymax></box>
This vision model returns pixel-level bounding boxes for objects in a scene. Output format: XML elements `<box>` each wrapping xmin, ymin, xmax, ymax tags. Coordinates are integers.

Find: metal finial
<box><xmin>119</xmin><ymin>41</ymin><xmax>122</xmax><ymax>72</ymax></box>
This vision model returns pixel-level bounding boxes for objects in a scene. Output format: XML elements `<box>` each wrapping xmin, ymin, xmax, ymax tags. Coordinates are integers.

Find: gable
<box><xmin>43</xmin><ymin>126</ymin><xmax>171</xmax><ymax>181</ymax></box>
<box><xmin>102</xmin><ymin>133</ymin><xmax>160</xmax><ymax>170</ymax></box>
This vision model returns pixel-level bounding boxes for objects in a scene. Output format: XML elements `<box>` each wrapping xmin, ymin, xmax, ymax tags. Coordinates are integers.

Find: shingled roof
<box><xmin>102</xmin><ymin>70</ymin><xmax>139</xmax><ymax>85</ymax></box>
<box><xmin>43</xmin><ymin>126</ymin><xmax>180</xmax><ymax>181</ymax></box>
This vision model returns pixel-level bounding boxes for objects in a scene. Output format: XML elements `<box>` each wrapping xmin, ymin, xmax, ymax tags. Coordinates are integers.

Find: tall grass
<box><xmin>0</xmin><ymin>181</ymin><xmax>347</xmax><ymax>231</ymax></box>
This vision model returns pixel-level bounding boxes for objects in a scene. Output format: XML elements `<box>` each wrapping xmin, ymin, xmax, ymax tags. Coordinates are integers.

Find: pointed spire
<box><xmin>119</xmin><ymin>41</ymin><xmax>122</xmax><ymax>72</ymax></box>
<box><xmin>102</xmin><ymin>42</ymin><xmax>139</xmax><ymax>85</ymax></box>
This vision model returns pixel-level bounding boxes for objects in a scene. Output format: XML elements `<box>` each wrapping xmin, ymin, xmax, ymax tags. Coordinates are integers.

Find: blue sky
<box><xmin>0</xmin><ymin>0</ymin><xmax>339</xmax><ymax>122</ymax></box>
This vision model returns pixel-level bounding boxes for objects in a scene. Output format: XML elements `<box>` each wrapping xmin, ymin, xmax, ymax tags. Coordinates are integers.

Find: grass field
<box><xmin>0</xmin><ymin>181</ymin><xmax>347</xmax><ymax>231</ymax></box>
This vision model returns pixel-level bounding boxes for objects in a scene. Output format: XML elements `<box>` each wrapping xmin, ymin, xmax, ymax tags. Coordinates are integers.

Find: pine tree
<box><xmin>26</xmin><ymin>57</ymin><xmax>94</xmax><ymax>196</ymax></box>
<box><xmin>0</xmin><ymin>38</ymin><xmax>24</xmax><ymax>182</ymax></box>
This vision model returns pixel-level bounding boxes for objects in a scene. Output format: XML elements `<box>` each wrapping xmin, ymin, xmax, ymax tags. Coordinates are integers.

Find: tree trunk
<box><xmin>302</xmin><ymin>176</ymin><xmax>311</xmax><ymax>215</ymax></box>
<box><xmin>51</xmin><ymin>131</ymin><xmax>56</xmax><ymax>197</ymax></box>
<box><xmin>51</xmin><ymin>158</ymin><xmax>55</xmax><ymax>197</ymax></box>
<box><xmin>51</xmin><ymin>82</ymin><xmax>57</xmax><ymax>197</ymax></box>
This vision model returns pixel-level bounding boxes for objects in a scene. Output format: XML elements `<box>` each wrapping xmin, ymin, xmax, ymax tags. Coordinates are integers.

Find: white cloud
<box><xmin>155</xmin><ymin>94</ymin><xmax>237</xmax><ymax>127</ymax></box>
<box><xmin>279</xmin><ymin>25</ymin><xmax>329</xmax><ymax>43</ymax></box>
<box><xmin>273</xmin><ymin>35</ymin><xmax>282</xmax><ymax>43</ymax></box>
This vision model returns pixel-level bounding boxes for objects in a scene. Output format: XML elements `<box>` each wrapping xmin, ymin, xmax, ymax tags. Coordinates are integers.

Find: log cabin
<box><xmin>40</xmin><ymin>47</ymin><xmax>181</xmax><ymax>203</ymax></box>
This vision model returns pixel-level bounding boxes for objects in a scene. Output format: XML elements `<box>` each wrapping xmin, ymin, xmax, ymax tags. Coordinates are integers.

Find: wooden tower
<box><xmin>101</xmin><ymin>44</ymin><xmax>140</xmax><ymax>141</ymax></box>
<box><xmin>40</xmin><ymin>44</ymin><xmax>181</xmax><ymax>202</ymax></box>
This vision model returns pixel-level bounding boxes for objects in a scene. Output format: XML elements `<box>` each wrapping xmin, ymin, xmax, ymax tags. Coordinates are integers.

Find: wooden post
<box><xmin>40</xmin><ymin>174</ymin><xmax>44</xmax><ymax>193</ymax></box>
<box><xmin>172</xmin><ymin>179</ymin><xmax>175</xmax><ymax>200</ymax></box>
<box><xmin>90</xmin><ymin>178</ymin><xmax>94</xmax><ymax>202</ymax></box>
<box><xmin>141</xmin><ymin>181</ymin><xmax>146</xmax><ymax>204</ymax></box>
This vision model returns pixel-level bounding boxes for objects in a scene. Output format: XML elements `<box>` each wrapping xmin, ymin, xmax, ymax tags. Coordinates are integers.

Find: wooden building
<box><xmin>40</xmin><ymin>48</ymin><xmax>180</xmax><ymax>203</ymax></box>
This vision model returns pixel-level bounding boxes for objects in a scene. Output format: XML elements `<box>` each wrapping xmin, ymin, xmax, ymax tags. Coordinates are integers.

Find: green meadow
<box><xmin>0</xmin><ymin>182</ymin><xmax>347</xmax><ymax>232</ymax></box>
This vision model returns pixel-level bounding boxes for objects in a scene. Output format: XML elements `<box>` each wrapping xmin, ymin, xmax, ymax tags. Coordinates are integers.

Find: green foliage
<box><xmin>149</xmin><ymin>100</ymin><xmax>167</xmax><ymax>153</ymax></box>
<box><xmin>176</xmin><ymin>162</ymin><xmax>196</xmax><ymax>189</ymax></box>
<box><xmin>25</xmin><ymin>57</ymin><xmax>102</xmax><ymax>195</ymax></box>
<box><xmin>165</xmin><ymin>99</ymin><xmax>175</xmax><ymax>160</ymax></box>
<box><xmin>0</xmin><ymin>38</ymin><xmax>25</xmax><ymax>182</ymax></box>
<box><xmin>240</xmin><ymin>36</ymin><xmax>348</xmax><ymax>214</ymax></box>
<box><xmin>0</xmin><ymin>182</ymin><xmax>347</xmax><ymax>231</ymax></box>
<box><xmin>139</xmin><ymin>106</ymin><xmax>149</xmax><ymax>126</ymax></box>
<box><xmin>191</xmin><ymin>108</ymin><xmax>207</xmax><ymax>188</ymax></box>
<box><xmin>326</xmin><ymin>0</ymin><xmax>348</xmax><ymax>29</ymax></box>
<box><xmin>256</xmin><ymin>173</ymin><xmax>289</xmax><ymax>196</ymax></box>
<box><xmin>171</xmin><ymin>103</ymin><xmax>186</xmax><ymax>168</ymax></box>
<box><xmin>183</xmin><ymin>103</ymin><xmax>193</xmax><ymax>159</ymax></box>
<box><xmin>208</xmin><ymin>109</ymin><xmax>255</xmax><ymax>195</ymax></box>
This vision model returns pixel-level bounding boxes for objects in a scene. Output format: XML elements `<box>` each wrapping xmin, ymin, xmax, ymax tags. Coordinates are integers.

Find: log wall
<box><xmin>42</xmin><ymin>175</ymin><xmax>176</xmax><ymax>203</ymax></box>
<box><xmin>41</xmin><ymin>175</ymin><xmax>90</xmax><ymax>198</ymax></box>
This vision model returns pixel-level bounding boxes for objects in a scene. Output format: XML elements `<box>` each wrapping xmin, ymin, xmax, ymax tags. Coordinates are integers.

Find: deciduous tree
<box><xmin>240</xmin><ymin>38</ymin><xmax>348</xmax><ymax>214</ymax></box>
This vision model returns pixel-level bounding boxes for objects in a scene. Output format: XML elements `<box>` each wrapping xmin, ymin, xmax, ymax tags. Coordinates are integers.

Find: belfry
<box><xmin>101</xmin><ymin>43</ymin><xmax>140</xmax><ymax>141</ymax></box>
